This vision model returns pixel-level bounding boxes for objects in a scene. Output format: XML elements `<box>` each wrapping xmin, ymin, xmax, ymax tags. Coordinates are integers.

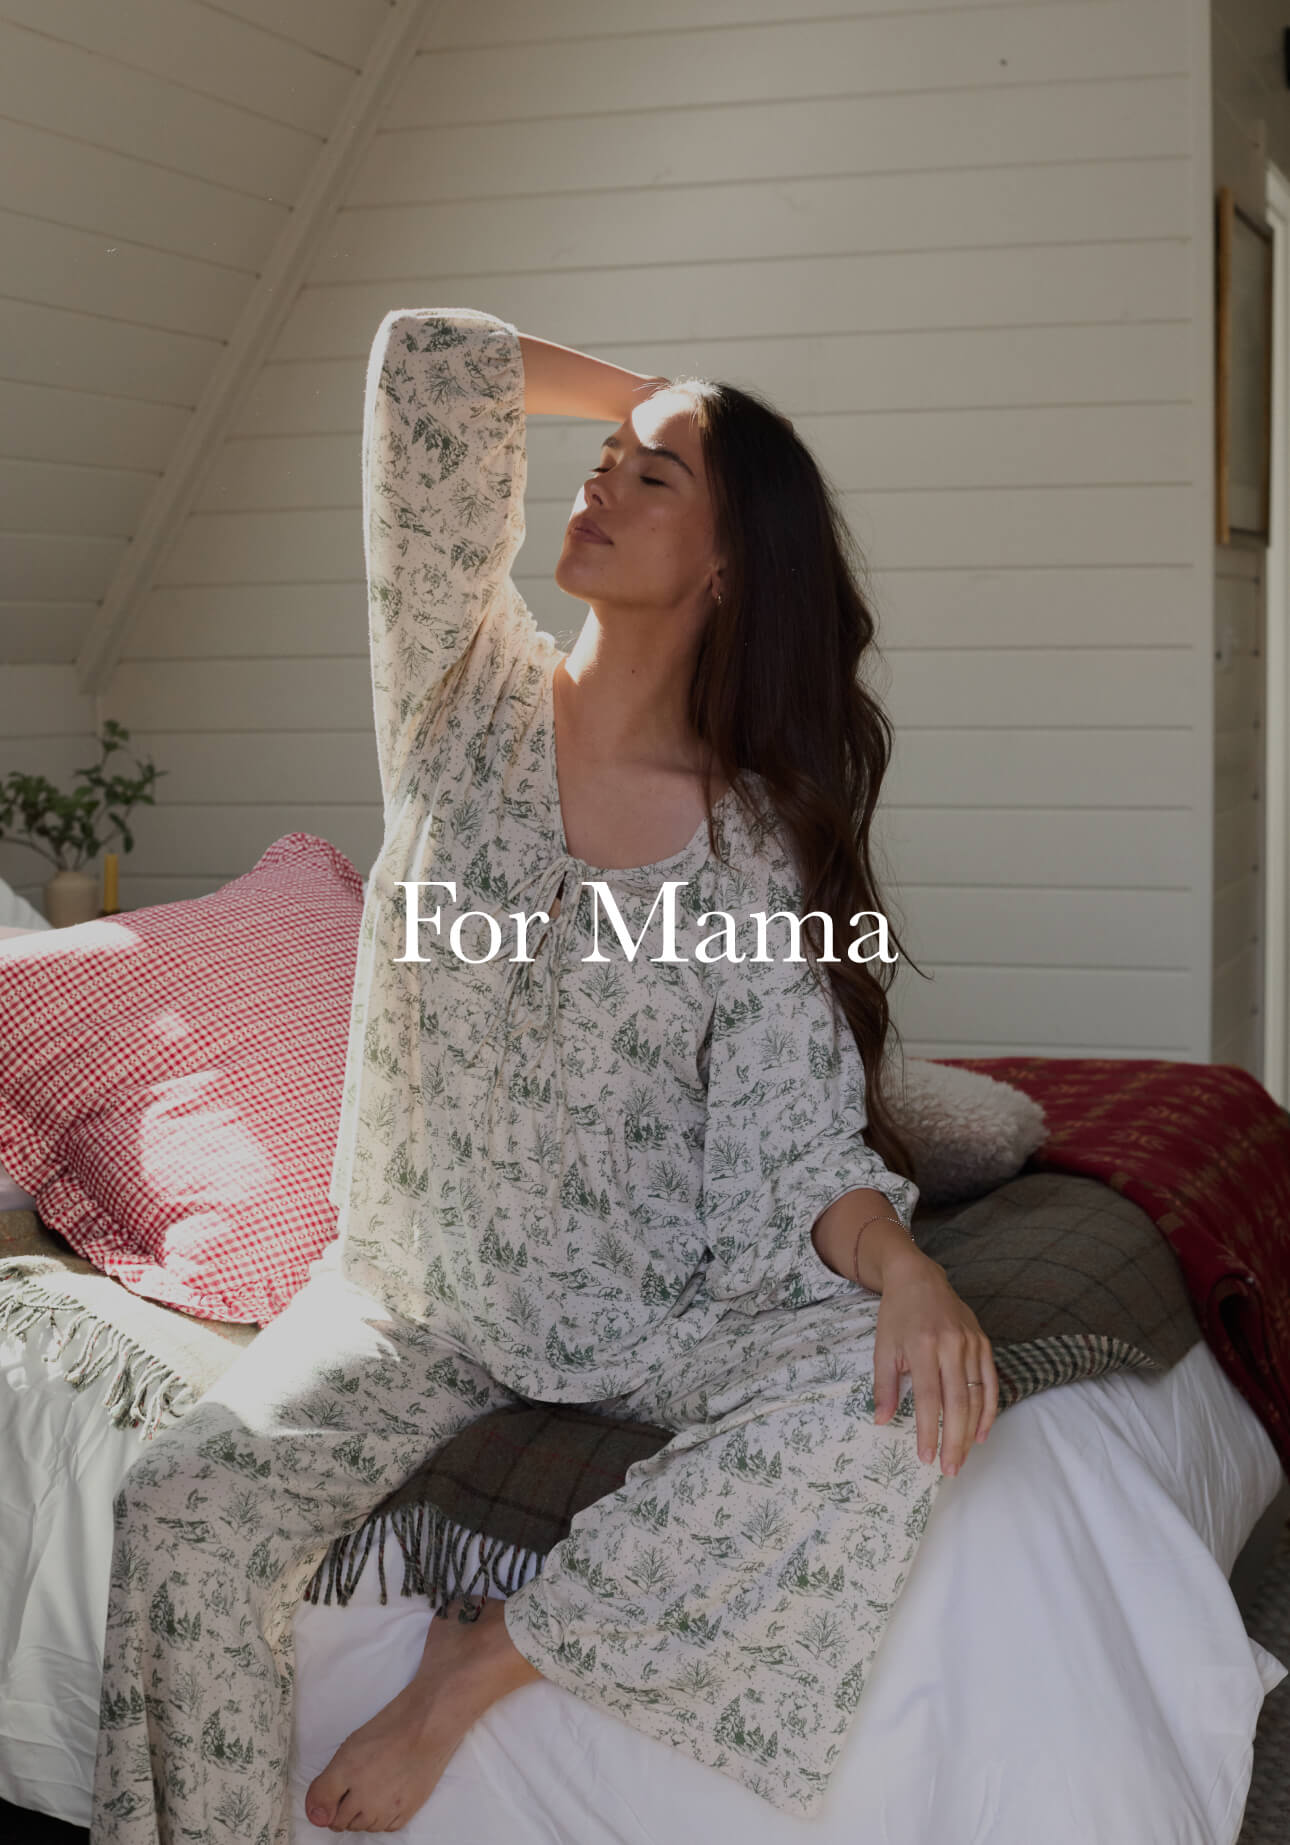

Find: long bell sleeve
<box><xmin>361</xmin><ymin>306</ymin><xmax>528</xmax><ymax>812</ymax></box>
<box><xmin>698</xmin><ymin>917</ymin><xmax>919</xmax><ymax>1315</ymax></box>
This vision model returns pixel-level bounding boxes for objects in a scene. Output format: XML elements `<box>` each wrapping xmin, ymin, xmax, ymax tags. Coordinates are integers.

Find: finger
<box><xmin>872</xmin><ymin>1346</ymin><xmax>904</xmax><ymax>1423</ymax></box>
<box><xmin>959</xmin><ymin>1350</ymin><xmax>989</xmax><ymax>1446</ymax></box>
<box><xmin>939</xmin><ymin>1341</ymin><xmax>973</xmax><ymax>1473</ymax></box>
<box><xmin>975</xmin><ymin>1342</ymin><xmax>1002</xmax><ymax>1441</ymax></box>
<box><xmin>910</xmin><ymin>1346</ymin><xmax>942</xmax><ymax>1463</ymax></box>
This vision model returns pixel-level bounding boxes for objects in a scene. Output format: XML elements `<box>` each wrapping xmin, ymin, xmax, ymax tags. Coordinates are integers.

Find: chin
<box><xmin>553</xmin><ymin>552</ymin><xmax>609</xmax><ymax>598</ymax></box>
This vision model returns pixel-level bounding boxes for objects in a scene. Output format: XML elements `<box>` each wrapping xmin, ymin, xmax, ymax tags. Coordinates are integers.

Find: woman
<box><xmin>91</xmin><ymin>309</ymin><xmax>998</xmax><ymax>1841</ymax></box>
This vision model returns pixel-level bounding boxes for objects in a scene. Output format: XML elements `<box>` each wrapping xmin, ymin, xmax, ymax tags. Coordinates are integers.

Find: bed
<box><xmin>1</xmin><ymin>860</ymin><xmax>1288</xmax><ymax>1843</ymax></box>
<box><xmin>0</xmin><ymin>1197</ymin><xmax>1285</xmax><ymax>1845</ymax></box>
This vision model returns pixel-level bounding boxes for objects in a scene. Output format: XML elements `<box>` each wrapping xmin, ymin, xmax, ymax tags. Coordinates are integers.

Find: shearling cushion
<box><xmin>888</xmin><ymin>1056</ymin><xmax>1048</xmax><ymax>1206</ymax></box>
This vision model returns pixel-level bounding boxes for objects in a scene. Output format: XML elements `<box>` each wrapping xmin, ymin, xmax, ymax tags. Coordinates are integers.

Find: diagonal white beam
<box><xmin>78</xmin><ymin>0</ymin><xmax>442</xmax><ymax>697</ymax></box>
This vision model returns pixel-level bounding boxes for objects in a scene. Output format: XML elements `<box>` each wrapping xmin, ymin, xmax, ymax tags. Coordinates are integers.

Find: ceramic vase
<box><xmin>44</xmin><ymin>869</ymin><xmax>101</xmax><ymax>928</ymax></box>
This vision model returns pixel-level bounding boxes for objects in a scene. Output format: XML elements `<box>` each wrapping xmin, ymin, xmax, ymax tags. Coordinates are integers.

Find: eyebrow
<box><xmin>601</xmin><ymin>433</ymin><xmax>695</xmax><ymax>480</ymax></box>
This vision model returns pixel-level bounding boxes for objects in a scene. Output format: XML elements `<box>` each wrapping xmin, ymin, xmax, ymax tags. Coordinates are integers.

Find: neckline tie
<box><xmin>462</xmin><ymin>851</ymin><xmax>584</xmax><ymax>1138</ymax></box>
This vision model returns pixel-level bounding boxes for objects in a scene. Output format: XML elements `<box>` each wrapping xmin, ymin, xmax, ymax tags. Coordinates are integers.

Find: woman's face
<box><xmin>554</xmin><ymin>388</ymin><xmax>725</xmax><ymax>620</ymax></box>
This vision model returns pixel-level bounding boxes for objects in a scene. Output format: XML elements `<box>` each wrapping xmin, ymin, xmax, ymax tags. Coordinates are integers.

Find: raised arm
<box><xmin>361</xmin><ymin>307</ymin><xmax>534</xmax><ymax>811</ymax></box>
<box><xmin>517</xmin><ymin>331</ymin><xmax>669</xmax><ymax>421</ymax></box>
<box><xmin>361</xmin><ymin>309</ymin><xmax>670</xmax><ymax>814</ymax></box>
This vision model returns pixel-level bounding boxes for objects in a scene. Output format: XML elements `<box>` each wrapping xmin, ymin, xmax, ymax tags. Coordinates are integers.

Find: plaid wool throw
<box><xmin>940</xmin><ymin>1056</ymin><xmax>1290</xmax><ymax>1477</ymax></box>
<box><xmin>305</xmin><ymin>1162</ymin><xmax>1205</xmax><ymax>1612</ymax></box>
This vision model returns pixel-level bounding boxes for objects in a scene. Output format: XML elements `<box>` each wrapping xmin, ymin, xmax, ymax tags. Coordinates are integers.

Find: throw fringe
<box><xmin>0</xmin><ymin>1269</ymin><xmax>196</xmax><ymax>1441</ymax></box>
<box><xmin>303</xmin><ymin>1499</ymin><xmax>547</xmax><ymax>1613</ymax></box>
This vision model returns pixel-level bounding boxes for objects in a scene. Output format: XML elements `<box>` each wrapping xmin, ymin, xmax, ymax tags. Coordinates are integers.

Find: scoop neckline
<box><xmin>540</xmin><ymin>656</ymin><xmax>738</xmax><ymax>878</ymax></box>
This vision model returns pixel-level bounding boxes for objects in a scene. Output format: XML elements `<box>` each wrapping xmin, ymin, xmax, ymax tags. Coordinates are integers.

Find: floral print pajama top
<box><xmin>326</xmin><ymin>306</ymin><xmax>919</xmax><ymax>1406</ymax></box>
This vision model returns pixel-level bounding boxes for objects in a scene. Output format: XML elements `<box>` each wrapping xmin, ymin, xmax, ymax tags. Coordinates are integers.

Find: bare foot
<box><xmin>303</xmin><ymin>1596</ymin><xmax>541</xmax><ymax>1833</ymax></box>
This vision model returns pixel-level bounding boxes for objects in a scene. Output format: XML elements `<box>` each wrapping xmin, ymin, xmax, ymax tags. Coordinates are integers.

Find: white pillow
<box><xmin>0</xmin><ymin>882</ymin><xmax>47</xmax><ymax>1207</ymax></box>
<box><xmin>0</xmin><ymin>874</ymin><xmax>50</xmax><ymax>933</ymax></box>
<box><xmin>886</xmin><ymin>1055</ymin><xmax>1048</xmax><ymax>1207</ymax></box>
<box><xmin>0</xmin><ymin>1155</ymin><xmax>38</xmax><ymax>1212</ymax></box>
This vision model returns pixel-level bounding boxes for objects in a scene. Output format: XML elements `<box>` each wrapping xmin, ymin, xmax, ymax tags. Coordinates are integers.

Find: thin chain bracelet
<box><xmin>850</xmin><ymin>1210</ymin><xmax>917</xmax><ymax>1285</ymax></box>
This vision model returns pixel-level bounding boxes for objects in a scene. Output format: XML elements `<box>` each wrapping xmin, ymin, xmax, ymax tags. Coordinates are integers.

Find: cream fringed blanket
<box><xmin>0</xmin><ymin>1208</ymin><xmax>256</xmax><ymax>1437</ymax></box>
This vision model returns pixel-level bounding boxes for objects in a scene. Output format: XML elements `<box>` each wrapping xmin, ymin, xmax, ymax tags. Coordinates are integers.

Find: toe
<box><xmin>305</xmin><ymin>1761</ymin><xmax>348</xmax><ymax>1829</ymax></box>
<box><xmin>330</xmin><ymin>1789</ymin><xmax>365</xmax><ymax>1831</ymax></box>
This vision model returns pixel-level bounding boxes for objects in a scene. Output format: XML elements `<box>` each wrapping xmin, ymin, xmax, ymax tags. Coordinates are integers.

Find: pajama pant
<box><xmin>91</xmin><ymin>1262</ymin><xmax>947</xmax><ymax>1842</ymax></box>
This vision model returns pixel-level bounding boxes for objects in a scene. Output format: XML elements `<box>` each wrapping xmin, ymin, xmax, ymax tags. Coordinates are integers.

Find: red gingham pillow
<box><xmin>0</xmin><ymin>833</ymin><xmax>363</xmax><ymax>1323</ymax></box>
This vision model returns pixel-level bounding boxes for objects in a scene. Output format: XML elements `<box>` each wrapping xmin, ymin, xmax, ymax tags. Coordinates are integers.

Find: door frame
<box><xmin>1262</xmin><ymin>159</ymin><xmax>1290</xmax><ymax>1105</ymax></box>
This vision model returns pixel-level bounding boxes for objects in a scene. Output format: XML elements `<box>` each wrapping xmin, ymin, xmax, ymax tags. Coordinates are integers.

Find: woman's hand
<box><xmin>872</xmin><ymin>1253</ymin><xmax>999</xmax><ymax>1476</ymax></box>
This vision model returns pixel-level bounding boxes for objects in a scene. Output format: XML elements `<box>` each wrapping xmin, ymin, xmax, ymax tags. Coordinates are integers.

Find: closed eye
<box><xmin>590</xmin><ymin>466</ymin><xmax>666</xmax><ymax>486</ymax></box>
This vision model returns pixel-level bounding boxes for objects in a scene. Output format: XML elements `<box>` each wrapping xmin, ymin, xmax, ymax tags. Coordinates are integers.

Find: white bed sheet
<box><xmin>1</xmin><ymin>1321</ymin><xmax>1285</xmax><ymax>1842</ymax></box>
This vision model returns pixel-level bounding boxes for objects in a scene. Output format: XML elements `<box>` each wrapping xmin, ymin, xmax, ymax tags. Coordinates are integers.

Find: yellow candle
<box><xmin>102</xmin><ymin>853</ymin><xmax>119</xmax><ymax>915</ymax></box>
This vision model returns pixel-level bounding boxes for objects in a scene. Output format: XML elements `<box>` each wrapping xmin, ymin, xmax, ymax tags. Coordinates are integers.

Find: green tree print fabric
<box><xmin>504</xmin><ymin>1286</ymin><xmax>948</xmax><ymax>1817</ymax></box>
<box><xmin>92</xmin><ymin>307</ymin><xmax>940</xmax><ymax>1838</ymax></box>
<box><xmin>93</xmin><ymin>1263</ymin><xmax>948</xmax><ymax>1836</ymax></box>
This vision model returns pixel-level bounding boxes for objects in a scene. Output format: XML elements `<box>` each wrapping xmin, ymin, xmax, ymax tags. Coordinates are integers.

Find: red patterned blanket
<box><xmin>939</xmin><ymin>1057</ymin><xmax>1290</xmax><ymax>1479</ymax></box>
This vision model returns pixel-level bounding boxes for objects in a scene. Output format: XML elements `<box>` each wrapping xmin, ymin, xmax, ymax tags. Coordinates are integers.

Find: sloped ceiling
<box><xmin>0</xmin><ymin>0</ymin><xmax>432</xmax><ymax>683</ymax></box>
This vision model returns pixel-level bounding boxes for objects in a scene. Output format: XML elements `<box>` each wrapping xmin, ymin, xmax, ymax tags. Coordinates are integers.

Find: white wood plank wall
<box><xmin>7</xmin><ymin>0</ymin><xmax>1224</xmax><ymax>1066</ymax></box>
<box><xmin>0</xmin><ymin>0</ymin><xmax>394</xmax><ymax>903</ymax></box>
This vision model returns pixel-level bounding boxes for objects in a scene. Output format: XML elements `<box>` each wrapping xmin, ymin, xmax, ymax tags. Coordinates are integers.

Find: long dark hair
<box><xmin>672</xmin><ymin>375</ymin><xmax>928</xmax><ymax>1187</ymax></box>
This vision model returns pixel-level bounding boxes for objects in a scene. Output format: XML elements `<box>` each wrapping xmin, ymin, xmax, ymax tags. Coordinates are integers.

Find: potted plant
<box><xmin>0</xmin><ymin>720</ymin><xmax>166</xmax><ymax>926</ymax></box>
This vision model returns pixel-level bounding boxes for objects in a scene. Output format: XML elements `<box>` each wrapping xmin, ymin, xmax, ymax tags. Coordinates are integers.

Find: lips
<box><xmin>570</xmin><ymin>517</ymin><xmax>612</xmax><ymax>544</ymax></box>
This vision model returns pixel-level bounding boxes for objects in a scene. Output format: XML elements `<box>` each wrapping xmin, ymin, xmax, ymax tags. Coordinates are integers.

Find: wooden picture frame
<box><xmin>1215</xmin><ymin>185</ymin><xmax>1275</xmax><ymax>544</ymax></box>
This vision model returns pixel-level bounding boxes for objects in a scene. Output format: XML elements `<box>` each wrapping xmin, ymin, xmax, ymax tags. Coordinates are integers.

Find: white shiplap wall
<box><xmin>29</xmin><ymin>0</ymin><xmax>1223</xmax><ymax>1063</ymax></box>
<box><xmin>0</xmin><ymin>0</ymin><xmax>395</xmax><ymax>904</ymax></box>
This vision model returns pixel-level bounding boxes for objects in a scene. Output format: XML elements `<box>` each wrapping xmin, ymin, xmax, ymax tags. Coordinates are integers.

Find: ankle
<box><xmin>455</xmin><ymin>1598</ymin><xmax>541</xmax><ymax>1694</ymax></box>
